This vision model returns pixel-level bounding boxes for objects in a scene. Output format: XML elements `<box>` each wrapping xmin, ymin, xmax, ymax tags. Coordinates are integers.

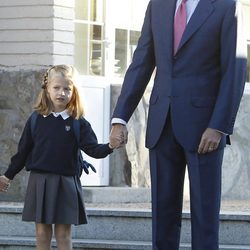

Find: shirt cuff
<box><xmin>215</xmin><ymin>129</ymin><xmax>228</xmax><ymax>135</ymax></box>
<box><xmin>111</xmin><ymin>118</ymin><xmax>127</xmax><ymax>125</ymax></box>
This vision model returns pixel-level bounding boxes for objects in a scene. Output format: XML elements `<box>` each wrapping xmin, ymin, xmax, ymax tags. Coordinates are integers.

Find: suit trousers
<box><xmin>149</xmin><ymin>114</ymin><xmax>224</xmax><ymax>250</ymax></box>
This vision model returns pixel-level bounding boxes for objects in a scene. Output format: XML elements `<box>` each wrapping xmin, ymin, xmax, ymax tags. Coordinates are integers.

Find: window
<box><xmin>74</xmin><ymin>0</ymin><xmax>105</xmax><ymax>76</ymax></box>
<box><xmin>114</xmin><ymin>29</ymin><xmax>141</xmax><ymax>77</ymax></box>
<box><xmin>74</xmin><ymin>0</ymin><xmax>149</xmax><ymax>78</ymax></box>
<box><xmin>110</xmin><ymin>0</ymin><xmax>149</xmax><ymax>78</ymax></box>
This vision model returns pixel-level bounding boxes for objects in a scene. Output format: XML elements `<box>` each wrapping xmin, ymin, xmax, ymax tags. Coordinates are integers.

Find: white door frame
<box><xmin>77</xmin><ymin>75</ymin><xmax>111</xmax><ymax>186</ymax></box>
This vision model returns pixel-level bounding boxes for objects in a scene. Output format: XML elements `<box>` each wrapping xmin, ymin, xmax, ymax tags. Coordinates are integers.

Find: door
<box><xmin>74</xmin><ymin>0</ymin><xmax>111</xmax><ymax>186</ymax></box>
<box><xmin>77</xmin><ymin>76</ymin><xmax>110</xmax><ymax>186</ymax></box>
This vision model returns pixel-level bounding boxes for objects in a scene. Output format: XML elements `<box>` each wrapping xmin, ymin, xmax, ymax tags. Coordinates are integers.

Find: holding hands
<box><xmin>0</xmin><ymin>175</ymin><xmax>10</xmax><ymax>192</ymax></box>
<box><xmin>109</xmin><ymin>124</ymin><xmax>128</xmax><ymax>149</ymax></box>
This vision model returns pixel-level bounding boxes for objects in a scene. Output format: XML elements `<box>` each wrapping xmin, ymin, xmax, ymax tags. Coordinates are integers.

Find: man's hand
<box><xmin>0</xmin><ymin>175</ymin><xmax>10</xmax><ymax>192</ymax></box>
<box><xmin>198</xmin><ymin>128</ymin><xmax>222</xmax><ymax>154</ymax></box>
<box><xmin>110</xmin><ymin>124</ymin><xmax>128</xmax><ymax>149</ymax></box>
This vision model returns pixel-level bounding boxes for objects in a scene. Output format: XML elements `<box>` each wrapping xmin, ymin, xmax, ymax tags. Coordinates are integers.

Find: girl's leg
<box><xmin>54</xmin><ymin>224</ymin><xmax>72</xmax><ymax>250</ymax></box>
<box><xmin>35</xmin><ymin>223</ymin><xmax>52</xmax><ymax>250</ymax></box>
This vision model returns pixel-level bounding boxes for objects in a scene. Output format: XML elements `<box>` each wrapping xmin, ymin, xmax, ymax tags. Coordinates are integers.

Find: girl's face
<box><xmin>47</xmin><ymin>72</ymin><xmax>73</xmax><ymax>112</ymax></box>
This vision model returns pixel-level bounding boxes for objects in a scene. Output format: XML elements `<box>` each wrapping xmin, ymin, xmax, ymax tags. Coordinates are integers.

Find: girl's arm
<box><xmin>79</xmin><ymin>118</ymin><xmax>113</xmax><ymax>159</ymax></box>
<box><xmin>4</xmin><ymin>117</ymin><xmax>34</xmax><ymax>180</ymax></box>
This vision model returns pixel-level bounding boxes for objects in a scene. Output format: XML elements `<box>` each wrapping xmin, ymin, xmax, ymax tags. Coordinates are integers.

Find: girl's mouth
<box><xmin>56</xmin><ymin>97</ymin><xmax>65</xmax><ymax>101</ymax></box>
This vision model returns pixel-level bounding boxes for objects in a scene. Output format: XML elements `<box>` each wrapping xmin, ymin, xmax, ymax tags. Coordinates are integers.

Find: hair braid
<box><xmin>42</xmin><ymin>70</ymin><xmax>49</xmax><ymax>89</ymax></box>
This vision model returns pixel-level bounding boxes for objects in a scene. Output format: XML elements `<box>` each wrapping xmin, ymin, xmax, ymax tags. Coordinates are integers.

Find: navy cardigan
<box><xmin>5</xmin><ymin>114</ymin><xmax>112</xmax><ymax>179</ymax></box>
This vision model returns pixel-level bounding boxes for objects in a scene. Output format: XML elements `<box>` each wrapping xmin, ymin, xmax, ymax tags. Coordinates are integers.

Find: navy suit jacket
<box><xmin>113</xmin><ymin>0</ymin><xmax>247</xmax><ymax>151</ymax></box>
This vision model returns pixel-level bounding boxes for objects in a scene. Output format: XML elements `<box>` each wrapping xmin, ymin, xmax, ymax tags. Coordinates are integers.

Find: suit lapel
<box><xmin>156</xmin><ymin>0</ymin><xmax>177</xmax><ymax>58</ymax></box>
<box><xmin>177</xmin><ymin>0</ymin><xmax>215</xmax><ymax>53</ymax></box>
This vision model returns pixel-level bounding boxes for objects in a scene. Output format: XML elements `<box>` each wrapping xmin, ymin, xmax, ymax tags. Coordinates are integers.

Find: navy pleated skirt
<box><xmin>22</xmin><ymin>171</ymin><xmax>87</xmax><ymax>225</ymax></box>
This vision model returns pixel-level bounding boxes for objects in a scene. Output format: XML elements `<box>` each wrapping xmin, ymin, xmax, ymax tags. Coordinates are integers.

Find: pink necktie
<box><xmin>174</xmin><ymin>0</ymin><xmax>187</xmax><ymax>54</ymax></box>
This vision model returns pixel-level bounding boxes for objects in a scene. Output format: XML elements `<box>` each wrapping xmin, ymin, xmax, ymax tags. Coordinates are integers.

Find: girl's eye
<box><xmin>53</xmin><ymin>86</ymin><xmax>60</xmax><ymax>90</ymax></box>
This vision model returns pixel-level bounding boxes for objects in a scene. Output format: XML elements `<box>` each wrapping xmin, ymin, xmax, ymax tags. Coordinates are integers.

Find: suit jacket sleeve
<box><xmin>208</xmin><ymin>1</ymin><xmax>247</xmax><ymax>134</ymax></box>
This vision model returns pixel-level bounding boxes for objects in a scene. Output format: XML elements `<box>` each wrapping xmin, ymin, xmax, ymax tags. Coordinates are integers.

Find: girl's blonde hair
<box><xmin>34</xmin><ymin>65</ymin><xmax>84</xmax><ymax>119</ymax></box>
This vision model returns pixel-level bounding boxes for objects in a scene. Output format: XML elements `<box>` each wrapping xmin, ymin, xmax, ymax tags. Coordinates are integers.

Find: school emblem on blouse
<box><xmin>65</xmin><ymin>126</ymin><xmax>71</xmax><ymax>131</ymax></box>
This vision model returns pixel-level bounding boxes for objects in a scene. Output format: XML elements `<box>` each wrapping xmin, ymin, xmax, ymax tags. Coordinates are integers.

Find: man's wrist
<box><xmin>111</xmin><ymin>118</ymin><xmax>127</xmax><ymax>125</ymax></box>
<box><xmin>108</xmin><ymin>143</ymin><xmax>114</xmax><ymax>149</ymax></box>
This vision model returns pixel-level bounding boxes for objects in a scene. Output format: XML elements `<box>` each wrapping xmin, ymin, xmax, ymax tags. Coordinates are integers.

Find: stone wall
<box><xmin>221</xmin><ymin>86</ymin><xmax>250</xmax><ymax>199</ymax></box>
<box><xmin>0</xmin><ymin>69</ymin><xmax>45</xmax><ymax>201</ymax></box>
<box><xmin>109</xmin><ymin>84</ymin><xmax>132</xmax><ymax>187</ymax></box>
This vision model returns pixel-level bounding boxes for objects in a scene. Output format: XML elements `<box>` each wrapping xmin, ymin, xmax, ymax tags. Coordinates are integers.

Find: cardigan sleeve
<box><xmin>4</xmin><ymin>117</ymin><xmax>34</xmax><ymax>180</ymax></box>
<box><xmin>79</xmin><ymin>118</ymin><xmax>113</xmax><ymax>158</ymax></box>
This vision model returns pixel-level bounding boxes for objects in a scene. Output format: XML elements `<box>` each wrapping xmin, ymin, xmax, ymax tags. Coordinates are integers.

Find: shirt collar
<box><xmin>44</xmin><ymin>110</ymin><xmax>70</xmax><ymax>120</ymax></box>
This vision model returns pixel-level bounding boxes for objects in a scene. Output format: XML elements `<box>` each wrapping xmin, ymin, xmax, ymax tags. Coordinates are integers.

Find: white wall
<box><xmin>0</xmin><ymin>0</ymin><xmax>75</xmax><ymax>70</ymax></box>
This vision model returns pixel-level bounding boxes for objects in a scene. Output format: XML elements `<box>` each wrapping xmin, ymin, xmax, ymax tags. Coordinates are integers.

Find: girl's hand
<box><xmin>0</xmin><ymin>175</ymin><xmax>10</xmax><ymax>192</ymax></box>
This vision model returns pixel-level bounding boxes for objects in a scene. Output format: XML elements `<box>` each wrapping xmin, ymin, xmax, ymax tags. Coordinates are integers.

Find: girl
<box><xmin>0</xmin><ymin>65</ymin><xmax>114</xmax><ymax>250</ymax></box>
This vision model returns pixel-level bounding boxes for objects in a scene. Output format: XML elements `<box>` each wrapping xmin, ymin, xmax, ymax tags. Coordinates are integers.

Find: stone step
<box><xmin>83</xmin><ymin>187</ymin><xmax>151</xmax><ymax>203</ymax></box>
<box><xmin>0</xmin><ymin>236</ymin><xmax>250</xmax><ymax>250</ymax></box>
<box><xmin>0</xmin><ymin>236</ymin><xmax>151</xmax><ymax>250</ymax></box>
<box><xmin>1</xmin><ymin>202</ymin><xmax>250</xmax><ymax>246</ymax></box>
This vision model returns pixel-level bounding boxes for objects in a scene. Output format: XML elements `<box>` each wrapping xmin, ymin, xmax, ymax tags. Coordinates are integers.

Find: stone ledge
<box><xmin>1</xmin><ymin>201</ymin><xmax>250</xmax><ymax>221</ymax></box>
<box><xmin>0</xmin><ymin>236</ymin><xmax>250</xmax><ymax>250</ymax></box>
<box><xmin>0</xmin><ymin>236</ymin><xmax>151</xmax><ymax>250</ymax></box>
<box><xmin>83</xmin><ymin>187</ymin><xmax>151</xmax><ymax>203</ymax></box>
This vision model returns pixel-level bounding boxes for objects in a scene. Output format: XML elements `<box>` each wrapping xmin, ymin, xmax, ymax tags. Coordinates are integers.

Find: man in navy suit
<box><xmin>110</xmin><ymin>0</ymin><xmax>247</xmax><ymax>249</ymax></box>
